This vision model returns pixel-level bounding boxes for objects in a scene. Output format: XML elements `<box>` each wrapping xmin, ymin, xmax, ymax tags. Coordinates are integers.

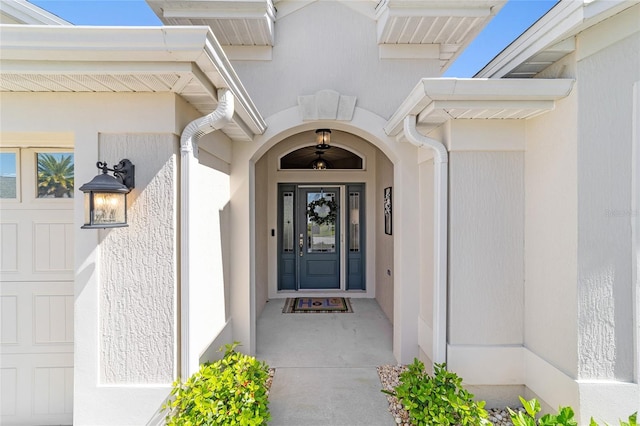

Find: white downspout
<box><xmin>403</xmin><ymin>115</ymin><xmax>448</xmax><ymax>365</ymax></box>
<box><xmin>180</xmin><ymin>88</ymin><xmax>234</xmax><ymax>377</ymax></box>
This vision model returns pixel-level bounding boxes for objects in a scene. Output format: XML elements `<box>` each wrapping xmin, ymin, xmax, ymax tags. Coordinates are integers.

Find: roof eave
<box><xmin>0</xmin><ymin>25</ymin><xmax>266</xmax><ymax>140</ymax></box>
<box><xmin>0</xmin><ymin>0</ymin><xmax>71</xmax><ymax>25</ymax></box>
<box><xmin>385</xmin><ymin>78</ymin><xmax>575</xmax><ymax>137</ymax></box>
<box><xmin>476</xmin><ymin>0</ymin><xmax>636</xmax><ymax>79</ymax></box>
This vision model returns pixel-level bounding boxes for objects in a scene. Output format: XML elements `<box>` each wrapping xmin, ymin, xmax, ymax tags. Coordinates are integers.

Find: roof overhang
<box><xmin>385</xmin><ymin>78</ymin><xmax>575</xmax><ymax>137</ymax></box>
<box><xmin>146</xmin><ymin>0</ymin><xmax>276</xmax><ymax>46</ymax></box>
<box><xmin>0</xmin><ymin>25</ymin><xmax>266</xmax><ymax>141</ymax></box>
<box><xmin>146</xmin><ymin>0</ymin><xmax>504</xmax><ymax>69</ymax></box>
<box><xmin>375</xmin><ymin>0</ymin><xmax>505</xmax><ymax>71</ymax></box>
<box><xmin>0</xmin><ymin>0</ymin><xmax>71</xmax><ymax>25</ymax></box>
<box><xmin>476</xmin><ymin>0</ymin><xmax>637</xmax><ymax>78</ymax></box>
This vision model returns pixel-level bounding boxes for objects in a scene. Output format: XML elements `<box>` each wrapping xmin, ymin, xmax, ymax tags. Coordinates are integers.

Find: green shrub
<box><xmin>508</xmin><ymin>397</ymin><xmax>576</xmax><ymax>426</ymax></box>
<box><xmin>509</xmin><ymin>397</ymin><xmax>637</xmax><ymax>426</ymax></box>
<box><xmin>383</xmin><ymin>359</ymin><xmax>489</xmax><ymax>426</ymax></box>
<box><xmin>591</xmin><ymin>412</ymin><xmax>638</xmax><ymax>426</ymax></box>
<box><xmin>164</xmin><ymin>342</ymin><xmax>271</xmax><ymax>426</ymax></box>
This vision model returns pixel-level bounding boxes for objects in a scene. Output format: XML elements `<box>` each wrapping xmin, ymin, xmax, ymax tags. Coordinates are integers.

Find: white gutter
<box><xmin>180</xmin><ymin>88</ymin><xmax>234</xmax><ymax>377</ymax></box>
<box><xmin>403</xmin><ymin>115</ymin><xmax>448</xmax><ymax>365</ymax></box>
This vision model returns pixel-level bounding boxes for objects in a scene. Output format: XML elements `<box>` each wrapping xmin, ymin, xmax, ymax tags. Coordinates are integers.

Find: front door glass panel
<box><xmin>306</xmin><ymin>191</ymin><xmax>337</xmax><ymax>253</ymax></box>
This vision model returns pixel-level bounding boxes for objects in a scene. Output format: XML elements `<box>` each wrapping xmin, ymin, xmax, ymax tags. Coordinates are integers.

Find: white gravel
<box><xmin>377</xmin><ymin>365</ymin><xmax>524</xmax><ymax>426</ymax></box>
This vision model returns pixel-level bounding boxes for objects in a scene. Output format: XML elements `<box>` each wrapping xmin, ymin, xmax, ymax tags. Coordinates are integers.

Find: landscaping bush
<box><xmin>509</xmin><ymin>396</ymin><xmax>637</xmax><ymax>426</ymax></box>
<box><xmin>383</xmin><ymin>359</ymin><xmax>489</xmax><ymax>426</ymax></box>
<box><xmin>164</xmin><ymin>342</ymin><xmax>271</xmax><ymax>426</ymax></box>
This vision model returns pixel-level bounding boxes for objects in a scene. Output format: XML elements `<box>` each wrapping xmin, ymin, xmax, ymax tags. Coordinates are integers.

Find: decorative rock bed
<box><xmin>377</xmin><ymin>365</ymin><xmax>523</xmax><ymax>426</ymax></box>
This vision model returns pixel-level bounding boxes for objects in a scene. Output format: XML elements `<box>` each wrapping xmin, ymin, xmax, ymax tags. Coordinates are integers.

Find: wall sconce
<box><xmin>79</xmin><ymin>159</ymin><xmax>135</xmax><ymax>229</ymax></box>
<box><xmin>315</xmin><ymin>129</ymin><xmax>331</xmax><ymax>150</ymax></box>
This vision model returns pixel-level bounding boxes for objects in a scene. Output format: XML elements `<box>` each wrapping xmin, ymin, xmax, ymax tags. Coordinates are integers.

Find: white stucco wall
<box><xmin>191</xmin><ymin>148</ymin><xmax>232</xmax><ymax>364</ymax></box>
<box><xmin>230</xmin><ymin>1</ymin><xmax>440</xmax><ymax>121</ymax></box>
<box><xmin>417</xmin><ymin>159</ymin><xmax>435</xmax><ymax>366</ymax></box>
<box><xmin>376</xmin><ymin>149</ymin><xmax>394</xmax><ymax>323</ymax></box>
<box><xmin>448</xmin><ymin>151</ymin><xmax>524</xmax><ymax>346</ymax></box>
<box><xmin>99</xmin><ymin>133</ymin><xmax>178</xmax><ymax>385</ymax></box>
<box><xmin>255</xmin><ymin>153</ymin><xmax>269</xmax><ymax>318</ymax></box>
<box><xmin>576</xmin><ymin>16</ymin><xmax>639</xmax><ymax>384</ymax></box>
<box><xmin>524</xmin><ymin>83</ymin><xmax>578</xmax><ymax>380</ymax></box>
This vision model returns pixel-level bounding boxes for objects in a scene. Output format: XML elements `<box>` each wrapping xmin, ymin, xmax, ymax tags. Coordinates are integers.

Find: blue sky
<box><xmin>29</xmin><ymin>0</ymin><xmax>558</xmax><ymax>77</ymax></box>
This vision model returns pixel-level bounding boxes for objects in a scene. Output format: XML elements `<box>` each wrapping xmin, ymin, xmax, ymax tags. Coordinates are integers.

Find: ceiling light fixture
<box><xmin>315</xmin><ymin>129</ymin><xmax>331</xmax><ymax>150</ymax></box>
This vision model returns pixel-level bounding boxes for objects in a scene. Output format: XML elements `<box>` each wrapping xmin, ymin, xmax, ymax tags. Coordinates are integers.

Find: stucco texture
<box><xmin>577</xmin><ymin>31</ymin><xmax>640</xmax><ymax>381</ymax></box>
<box><xmin>99</xmin><ymin>133</ymin><xmax>178</xmax><ymax>384</ymax></box>
<box><xmin>230</xmin><ymin>1</ymin><xmax>439</xmax><ymax>120</ymax></box>
<box><xmin>448</xmin><ymin>151</ymin><xmax>524</xmax><ymax>346</ymax></box>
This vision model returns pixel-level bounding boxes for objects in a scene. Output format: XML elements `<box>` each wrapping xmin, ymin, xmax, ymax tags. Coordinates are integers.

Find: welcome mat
<box><xmin>282</xmin><ymin>297</ymin><xmax>353</xmax><ymax>313</ymax></box>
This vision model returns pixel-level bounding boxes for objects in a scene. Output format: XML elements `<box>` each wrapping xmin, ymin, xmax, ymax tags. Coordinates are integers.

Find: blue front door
<box><xmin>298</xmin><ymin>187</ymin><xmax>340</xmax><ymax>289</ymax></box>
<box><xmin>277</xmin><ymin>184</ymin><xmax>365</xmax><ymax>291</ymax></box>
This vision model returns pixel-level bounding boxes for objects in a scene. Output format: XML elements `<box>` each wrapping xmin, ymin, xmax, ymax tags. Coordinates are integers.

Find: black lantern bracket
<box><xmin>97</xmin><ymin>159</ymin><xmax>135</xmax><ymax>191</ymax></box>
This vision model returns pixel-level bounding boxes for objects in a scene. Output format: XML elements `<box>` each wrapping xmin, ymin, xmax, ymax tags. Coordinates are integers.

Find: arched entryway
<box><xmin>228</xmin><ymin>106</ymin><xmax>423</xmax><ymax>365</ymax></box>
<box><xmin>253</xmin><ymin>129</ymin><xmax>392</xmax><ymax>306</ymax></box>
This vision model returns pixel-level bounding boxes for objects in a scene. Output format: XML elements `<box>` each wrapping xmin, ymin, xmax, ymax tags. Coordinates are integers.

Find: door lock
<box><xmin>299</xmin><ymin>233</ymin><xmax>304</xmax><ymax>256</ymax></box>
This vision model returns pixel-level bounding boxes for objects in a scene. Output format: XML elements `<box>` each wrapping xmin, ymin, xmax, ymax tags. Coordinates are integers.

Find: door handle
<box><xmin>299</xmin><ymin>233</ymin><xmax>304</xmax><ymax>257</ymax></box>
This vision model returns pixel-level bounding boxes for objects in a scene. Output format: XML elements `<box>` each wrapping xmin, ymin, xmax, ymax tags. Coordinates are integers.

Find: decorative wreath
<box><xmin>307</xmin><ymin>197</ymin><xmax>338</xmax><ymax>226</ymax></box>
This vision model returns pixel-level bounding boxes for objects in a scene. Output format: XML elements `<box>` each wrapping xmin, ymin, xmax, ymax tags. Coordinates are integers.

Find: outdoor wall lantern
<box><xmin>80</xmin><ymin>159</ymin><xmax>135</xmax><ymax>229</ymax></box>
<box><xmin>315</xmin><ymin>129</ymin><xmax>331</xmax><ymax>150</ymax></box>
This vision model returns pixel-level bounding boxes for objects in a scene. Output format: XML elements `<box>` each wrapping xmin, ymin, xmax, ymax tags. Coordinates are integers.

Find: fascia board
<box><xmin>0</xmin><ymin>59</ymin><xmax>196</xmax><ymax>75</ymax></box>
<box><xmin>386</xmin><ymin>78</ymin><xmax>575</xmax><ymax>135</ymax></box>
<box><xmin>476</xmin><ymin>0</ymin><xmax>637</xmax><ymax>79</ymax></box>
<box><xmin>375</xmin><ymin>1</ymin><xmax>497</xmax><ymax>20</ymax></box>
<box><xmin>476</xmin><ymin>0</ymin><xmax>584</xmax><ymax>78</ymax></box>
<box><xmin>419</xmin><ymin>78</ymin><xmax>575</xmax><ymax>100</ymax></box>
<box><xmin>151</xmin><ymin>0</ymin><xmax>276</xmax><ymax>22</ymax></box>
<box><xmin>384</xmin><ymin>80</ymin><xmax>436</xmax><ymax>136</ymax></box>
<box><xmin>0</xmin><ymin>0</ymin><xmax>71</xmax><ymax>25</ymax></box>
<box><xmin>0</xmin><ymin>24</ymin><xmax>266</xmax><ymax>137</ymax></box>
<box><xmin>199</xmin><ymin>32</ymin><xmax>266</xmax><ymax>136</ymax></box>
<box><xmin>0</xmin><ymin>25</ymin><xmax>212</xmax><ymax>62</ymax></box>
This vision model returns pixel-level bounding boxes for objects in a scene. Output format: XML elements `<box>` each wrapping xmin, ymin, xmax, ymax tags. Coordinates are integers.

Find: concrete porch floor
<box><xmin>256</xmin><ymin>298</ymin><xmax>397</xmax><ymax>426</ymax></box>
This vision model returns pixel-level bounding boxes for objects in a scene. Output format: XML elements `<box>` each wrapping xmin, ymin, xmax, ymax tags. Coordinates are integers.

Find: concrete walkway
<box><xmin>256</xmin><ymin>298</ymin><xmax>397</xmax><ymax>426</ymax></box>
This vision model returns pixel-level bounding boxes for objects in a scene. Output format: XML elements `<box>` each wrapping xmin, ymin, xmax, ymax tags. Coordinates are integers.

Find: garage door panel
<box><xmin>1</xmin><ymin>353</ymin><xmax>73</xmax><ymax>424</ymax></box>
<box><xmin>1</xmin><ymin>210</ymin><xmax>73</xmax><ymax>281</ymax></box>
<box><xmin>1</xmin><ymin>367</ymin><xmax>18</xmax><ymax>415</ymax></box>
<box><xmin>1</xmin><ymin>146</ymin><xmax>74</xmax><ymax>425</ymax></box>
<box><xmin>34</xmin><ymin>222</ymin><xmax>74</xmax><ymax>273</ymax></box>
<box><xmin>0</xmin><ymin>223</ymin><xmax>18</xmax><ymax>272</ymax></box>
<box><xmin>33</xmin><ymin>365</ymin><xmax>73</xmax><ymax>416</ymax></box>
<box><xmin>0</xmin><ymin>282</ymin><xmax>73</xmax><ymax>354</ymax></box>
<box><xmin>34</xmin><ymin>294</ymin><xmax>73</xmax><ymax>344</ymax></box>
<box><xmin>1</xmin><ymin>295</ymin><xmax>18</xmax><ymax>344</ymax></box>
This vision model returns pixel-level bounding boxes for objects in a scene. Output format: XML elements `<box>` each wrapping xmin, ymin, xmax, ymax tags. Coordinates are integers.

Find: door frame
<box><xmin>277</xmin><ymin>183</ymin><xmax>365</xmax><ymax>292</ymax></box>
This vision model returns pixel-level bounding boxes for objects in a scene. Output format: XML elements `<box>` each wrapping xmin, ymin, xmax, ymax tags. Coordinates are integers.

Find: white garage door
<box><xmin>1</xmin><ymin>146</ymin><xmax>74</xmax><ymax>425</ymax></box>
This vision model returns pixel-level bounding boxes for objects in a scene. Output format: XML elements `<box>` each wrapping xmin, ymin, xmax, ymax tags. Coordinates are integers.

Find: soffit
<box><xmin>146</xmin><ymin>0</ymin><xmax>504</xmax><ymax>71</ymax></box>
<box><xmin>385</xmin><ymin>78</ymin><xmax>575</xmax><ymax>137</ymax></box>
<box><xmin>476</xmin><ymin>0</ymin><xmax>636</xmax><ymax>79</ymax></box>
<box><xmin>375</xmin><ymin>0</ymin><xmax>505</xmax><ymax>71</ymax></box>
<box><xmin>146</xmin><ymin>0</ymin><xmax>276</xmax><ymax>46</ymax></box>
<box><xmin>0</xmin><ymin>25</ymin><xmax>265</xmax><ymax>142</ymax></box>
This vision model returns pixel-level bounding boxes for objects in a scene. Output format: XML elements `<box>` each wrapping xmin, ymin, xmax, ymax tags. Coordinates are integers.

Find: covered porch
<box><xmin>256</xmin><ymin>298</ymin><xmax>396</xmax><ymax>425</ymax></box>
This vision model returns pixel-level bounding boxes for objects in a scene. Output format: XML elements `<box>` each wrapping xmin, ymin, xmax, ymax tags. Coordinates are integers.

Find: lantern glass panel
<box><xmin>93</xmin><ymin>192</ymin><xmax>126</xmax><ymax>225</ymax></box>
<box><xmin>84</xmin><ymin>192</ymin><xmax>91</xmax><ymax>225</ymax></box>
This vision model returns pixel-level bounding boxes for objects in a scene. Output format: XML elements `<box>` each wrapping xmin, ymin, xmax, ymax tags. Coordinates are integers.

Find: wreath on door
<box><xmin>307</xmin><ymin>197</ymin><xmax>338</xmax><ymax>226</ymax></box>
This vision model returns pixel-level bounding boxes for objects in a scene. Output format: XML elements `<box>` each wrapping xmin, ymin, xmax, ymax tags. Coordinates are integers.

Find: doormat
<box><xmin>282</xmin><ymin>297</ymin><xmax>353</xmax><ymax>313</ymax></box>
